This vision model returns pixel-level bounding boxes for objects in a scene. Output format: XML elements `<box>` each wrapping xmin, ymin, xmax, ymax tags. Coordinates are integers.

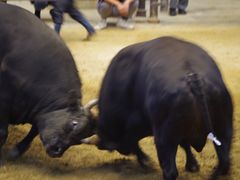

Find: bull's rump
<box><xmin>100</xmin><ymin>36</ymin><xmax>226</xmax><ymax>105</ymax></box>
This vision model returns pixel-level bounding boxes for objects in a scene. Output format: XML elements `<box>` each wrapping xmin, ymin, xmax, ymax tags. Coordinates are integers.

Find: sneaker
<box><xmin>85</xmin><ymin>31</ymin><xmax>96</xmax><ymax>41</ymax></box>
<box><xmin>95</xmin><ymin>19</ymin><xmax>107</xmax><ymax>30</ymax></box>
<box><xmin>169</xmin><ymin>8</ymin><xmax>177</xmax><ymax>16</ymax></box>
<box><xmin>116</xmin><ymin>19</ymin><xmax>134</xmax><ymax>30</ymax></box>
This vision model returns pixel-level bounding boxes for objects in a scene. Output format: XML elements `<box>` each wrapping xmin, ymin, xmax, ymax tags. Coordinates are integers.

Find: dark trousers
<box><xmin>170</xmin><ymin>0</ymin><xmax>188</xmax><ymax>10</ymax></box>
<box><xmin>50</xmin><ymin>0</ymin><xmax>95</xmax><ymax>34</ymax></box>
<box><xmin>33</xmin><ymin>0</ymin><xmax>95</xmax><ymax>34</ymax></box>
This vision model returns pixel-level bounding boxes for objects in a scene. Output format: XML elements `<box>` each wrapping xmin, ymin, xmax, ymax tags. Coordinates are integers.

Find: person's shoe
<box><xmin>178</xmin><ymin>9</ymin><xmax>187</xmax><ymax>15</ymax></box>
<box><xmin>116</xmin><ymin>19</ymin><xmax>134</xmax><ymax>30</ymax></box>
<box><xmin>169</xmin><ymin>8</ymin><xmax>177</xmax><ymax>16</ymax></box>
<box><xmin>85</xmin><ymin>31</ymin><xmax>96</xmax><ymax>41</ymax></box>
<box><xmin>95</xmin><ymin>19</ymin><xmax>107</xmax><ymax>30</ymax></box>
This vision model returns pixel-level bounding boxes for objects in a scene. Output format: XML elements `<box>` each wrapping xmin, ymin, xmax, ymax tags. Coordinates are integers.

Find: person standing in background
<box><xmin>169</xmin><ymin>0</ymin><xmax>188</xmax><ymax>16</ymax></box>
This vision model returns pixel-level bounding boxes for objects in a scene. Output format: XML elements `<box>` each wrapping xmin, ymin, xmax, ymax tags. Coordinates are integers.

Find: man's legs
<box><xmin>50</xmin><ymin>7</ymin><xmax>64</xmax><ymax>33</ymax></box>
<box><xmin>96</xmin><ymin>0</ymin><xmax>138</xmax><ymax>30</ymax></box>
<box><xmin>115</xmin><ymin>0</ymin><xmax>139</xmax><ymax>29</ymax></box>
<box><xmin>95</xmin><ymin>2</ymin><xmax>113</xmax><ymax>30</ymax></box>
<box><xmin>97</xmin><ymin>2</ymin><xmax>113</xmax><ymax>19</ymax></box>
<box><xmin>68</xmin><ymin>6</ymin><xmax>95</xmax><ymax>35</ymax></box>
<box><xmin>169</xmin><ymin>0</ymin><xmax>178</xmax><ymax>16</ymax></box>
<box><xmin>178</xmin><ymin>0</ymin><xmax>188</xmax><ymax>14</ymax></box>
<box><xmin>128</xmin><ymin>0</ymin><xmax>139</xmax><ymax>18</ymax></box>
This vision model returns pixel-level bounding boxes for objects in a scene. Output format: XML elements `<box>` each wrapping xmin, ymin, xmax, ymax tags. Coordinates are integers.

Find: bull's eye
<box><xmin>72</xmin><ymin>120</ymin><xmax>78</xmax><ymax>128</ymax></box>
<box><xmin>65</xmin><ymin>120</ymin><xmax>79</xmax><ymax>133</ymax></box>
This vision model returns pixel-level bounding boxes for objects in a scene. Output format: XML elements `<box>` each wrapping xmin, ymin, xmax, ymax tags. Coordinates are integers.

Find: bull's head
<box><xmin>36</xmin><ymin>91</ymin><xmax>97</xmax><ymax>158</ymax></box>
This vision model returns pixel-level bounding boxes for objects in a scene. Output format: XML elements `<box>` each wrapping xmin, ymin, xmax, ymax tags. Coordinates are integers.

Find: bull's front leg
<box><xmin>8</xmin><ymin>126</ymin><xmax>38</xmax><ymax>159</ymax></box>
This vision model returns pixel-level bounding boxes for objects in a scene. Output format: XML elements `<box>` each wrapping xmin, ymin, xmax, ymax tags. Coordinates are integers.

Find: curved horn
<box><xmin>81</xmin><ymin>135</ymin><xmax>100</xmax><ymax>145</ymax></box>
<box><xmin>84</xmin><ymin>99</ymin><xmax>98</xmax><ymax>111</ymax></box>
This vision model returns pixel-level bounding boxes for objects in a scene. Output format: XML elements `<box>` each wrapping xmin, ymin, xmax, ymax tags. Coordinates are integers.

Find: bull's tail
<box><xmin>186</xmin><ymin>72</ymin><xmax>221</xmax><ymax>146</ymax></box>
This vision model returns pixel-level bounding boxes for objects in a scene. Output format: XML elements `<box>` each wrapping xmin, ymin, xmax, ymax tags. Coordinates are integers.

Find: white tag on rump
<box><xmin>207</xmin><ymin>132</ymin><xmax>221</xmax><ymax>146</ymax></box>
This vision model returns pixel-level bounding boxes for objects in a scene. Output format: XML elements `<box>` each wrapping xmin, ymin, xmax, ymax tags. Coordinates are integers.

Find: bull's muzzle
<box><xmin>45</xmin><ymin>143</ymin><xmax>67</xmax><ymax>158</ymax></box>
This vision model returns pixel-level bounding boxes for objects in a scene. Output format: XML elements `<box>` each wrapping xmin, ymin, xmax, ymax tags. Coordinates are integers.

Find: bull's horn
<box><xmin>84</xmin><ymin>99</ymin><xmax>98</xmax><ymax>111</ymax></box>
<box><xmin>81</xmin><ymin>135</ymin><xmax>100</xmax><ymax>145</ymax></box>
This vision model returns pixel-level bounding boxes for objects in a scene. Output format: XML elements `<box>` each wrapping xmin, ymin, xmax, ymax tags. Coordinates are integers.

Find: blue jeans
<box><xmin>50</xmin><ymin>0</ymin><xmax>95</xmax><ymax>34</ymax></box>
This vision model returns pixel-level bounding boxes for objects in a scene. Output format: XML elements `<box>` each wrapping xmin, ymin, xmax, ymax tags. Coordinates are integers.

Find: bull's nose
<box><xmin>53</xmin><ymin>146</ymin><xmax>62</xmax><ymax>154</ymax></box>
<box><xmin>46</xmin><ymin>146</ymin><xmax>63</xmax><ymax>158</ymax></box>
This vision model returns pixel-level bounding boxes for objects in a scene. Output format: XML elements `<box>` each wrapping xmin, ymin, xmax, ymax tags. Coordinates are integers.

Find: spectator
<box><xmin>169</xmin><ymin>0</ymin><xmax>188</xmax><ymax>16</ymax></box>
<box><xmin>95</xmin><ymin>0</ymin><xmax>139</xmax><ymax>30</ymax></box>
<box><xmin>33</xmin><ymin>0</ymin><xmax>95</xmax><ymax>39</ymax></box>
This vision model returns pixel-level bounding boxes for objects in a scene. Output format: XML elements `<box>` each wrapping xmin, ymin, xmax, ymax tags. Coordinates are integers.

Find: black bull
<box><xmin>0</xmin><ymin>4</ymin><xmax>96</xmax><ymax>160</ymax></box>
<box><xmin>83</xmin><ymin>37</ymin><xmax>233</xmax><ymax>180</ymax></box>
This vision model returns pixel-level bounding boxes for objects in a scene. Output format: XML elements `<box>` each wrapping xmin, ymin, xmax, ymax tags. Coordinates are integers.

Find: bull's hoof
<box><xmin>185</xmin><ymin>157</ymin><xmax>200</xmax><ymax>172</ymax></box>
<box><xmin>185</xmin><ymin>161</ymin><xmax>200</xmax><ymax>172</ymax></box>
<box><xmin>8</xmin><ymin>147</ymin><xmax>21</xmax><ymax>160</ymax></box>
<box><xmin>137</xmin><ymin>156</ymin><xmax>153</xmax><ymax>169</ymax></box>
<box><xmin>210</xmin><ymin>165</ymin><xmax>230</xmax><ymax>180</ymax></box>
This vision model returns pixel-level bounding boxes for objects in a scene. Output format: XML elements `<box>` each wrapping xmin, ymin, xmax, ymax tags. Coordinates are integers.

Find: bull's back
<box><xmin>0</xmin><ymin>3</ymin><xmax>68</xmax><ymax>62</ymax></box>
<box><xmin>101</xmin><ymin>36</ymin><xmax>225</xmax><ymax>97</ymax></box>
<box><xmin>142</xmin><ymin>37</ymin><xmax>223</xmax><ymax>83</ymax></box>
<box><xmin>0</xmin><ymin>3</ymin><xmax>80</xmax><ymax>88</ymax></box>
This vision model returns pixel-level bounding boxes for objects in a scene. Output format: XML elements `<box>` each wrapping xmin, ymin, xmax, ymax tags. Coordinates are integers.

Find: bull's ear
<box><xmin>68</xmin><ymin>90</ymin><xmax>80</xmax><ymax>111</ymax></box>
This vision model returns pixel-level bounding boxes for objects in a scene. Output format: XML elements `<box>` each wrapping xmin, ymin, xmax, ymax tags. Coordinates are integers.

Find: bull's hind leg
<box><xmin>155</xmin><ymin>139</ymin><xmax>178</xmax><ymax>180</ymax></box>
<box><xmin>210</xmin><ymin>90</ymin><xmax>233</xmax><ymax>179</ymax></box>
<box><xmin>133</xmin><ymin>143</ymin><xmax>151</xmax><ymax>168</ymax></box>
<box><xmin>153</xmin><ymin>125</ymin><xmax>179</xmax><ymax>180</ymax></box>
<box><xmin>8</xmin><ymin>126</ymin><xmax>38</xmax><ymax>159</ymax></box>
<box><xmin>180</xmin><ymin>142</ymin><xmax>199</xmax><ymax>172</ymax></box>
<box><xmin>211</xmin><ymin>122</ymin><xmax>232</xmax><ymax>179</ymax></box>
